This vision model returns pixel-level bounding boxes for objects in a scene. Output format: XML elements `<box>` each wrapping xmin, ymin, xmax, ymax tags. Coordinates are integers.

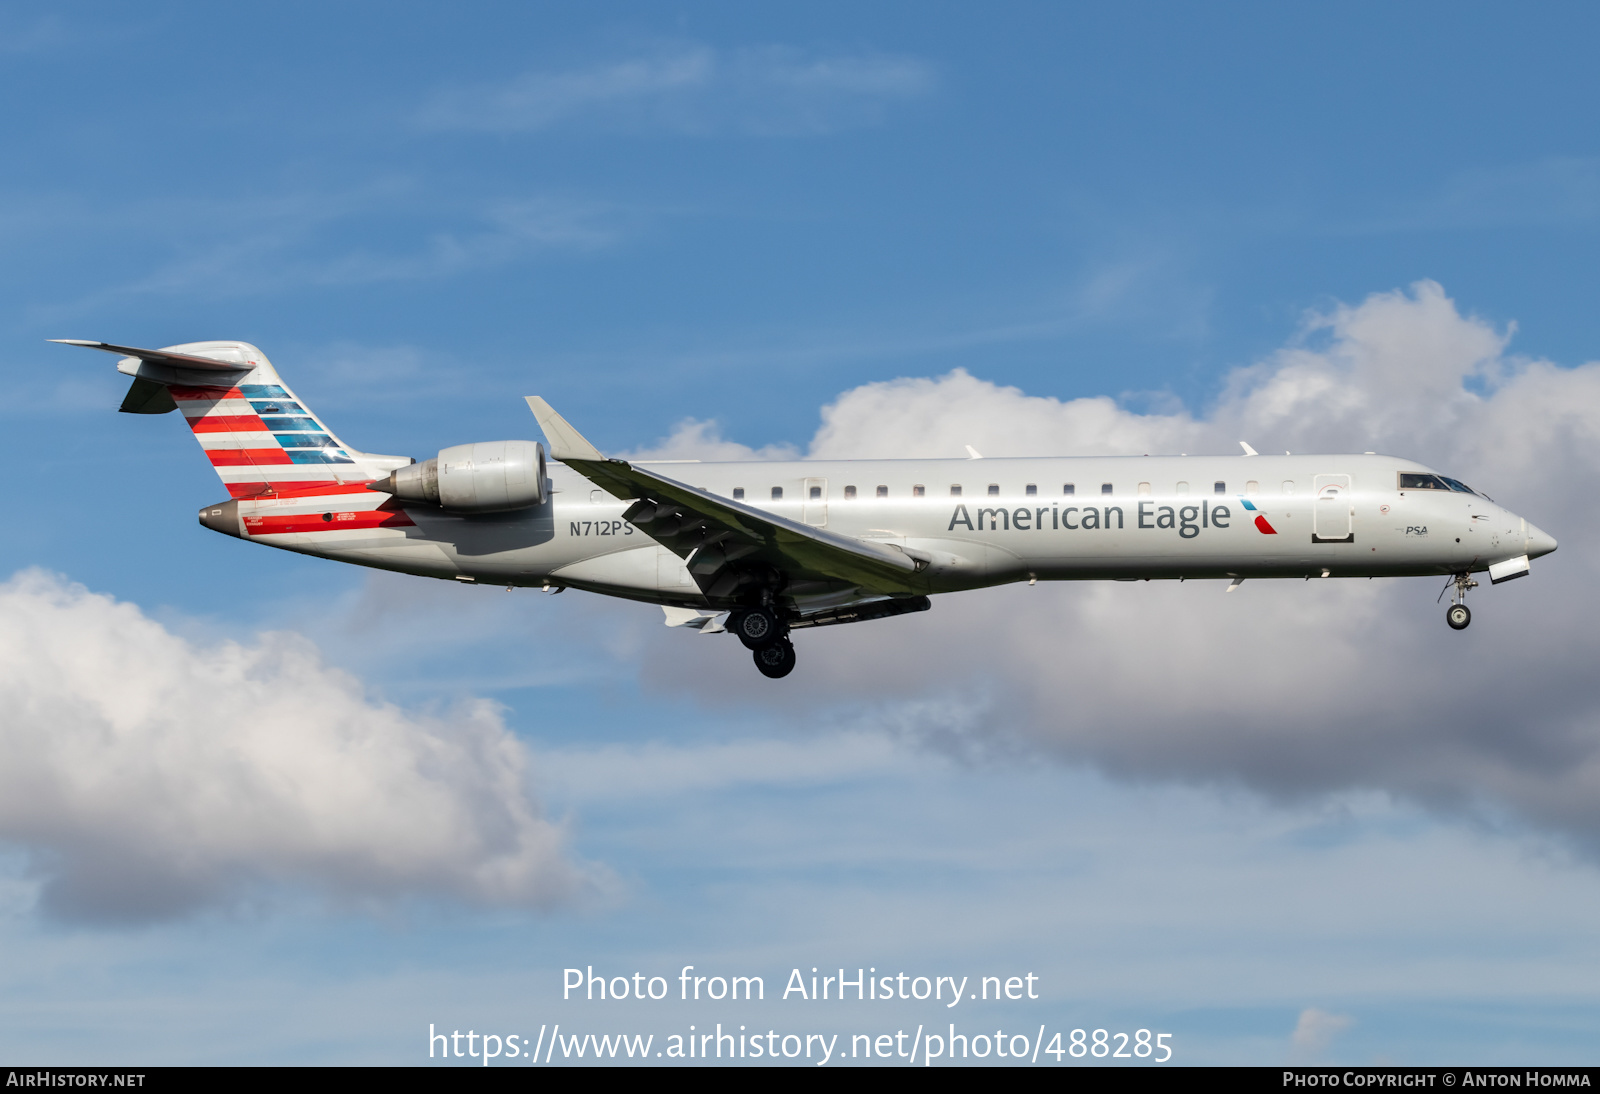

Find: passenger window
<box><xmin>913</xmin><ymin>485</ymin><xmax>925</xmax><ymax>497</ymax></box>
<box><xmin>1246</xmin><ymin>480</ymin><xmax>1259</xmax><ymax>495</ymax></box>
<box><xmin>1282</xmin><ymin>481</ymin><xmax>1295</xmax><ymax>494</ymax></box>
<box><xmin>1025</xmin><ymin>484</ymin><xmax>1037</xmax><ymax>496</ymax></box>
<box><xmin>771</xmin><ymin>487</ymin><xmax>783</xmax><ymax>500</ymax></box>
<box><xmin>987</xmin><ymin>484</ymin><xmax>1000</xmax><ymax>496</ymax></box>
<box><xmin>875</xmin><ymin>485</ymin><xmax>888</xmax><ymax>497</ymax></box>
<box><xmin>809</xmin><ymin>486</ymin><xmax>822</xmax><ymax>500</ymax></box>
<box><xmin>1176</xmin><ymin>481</ymin><xmax>1189</xmax><ymax>494</ymax></box>
<box><xmin>1063</xmin><ymin>483</ymin><xmax>1075</xmax><ymax>495</ymax></box>
<box><xmin>1101</xmin><ymin>483</ymin><xmax>1113</xmax><ymax>495</ymax></box>
<box><xmin>1138</xmin><ymin>482</ymin><xmax>1151</xmax><ymax>495</ymax></box>
<box><xmin>950</xmin><ymin>485</ymin><xmax>962</xmax><ymax>496</ymax></box>
<box><xmin>843</xmin><ymin>485</ymin><xmax>857</xmax><ymax>499</ymax></box>
<box><xmin>733</xmin><ymin>488</ymin><xmax>745</xmax><ymax>500</ymax></box>
<box><xmin>1213</xmin><ymin>481</ymin><xmax>1226</xmax><ymax>494</ymax></box>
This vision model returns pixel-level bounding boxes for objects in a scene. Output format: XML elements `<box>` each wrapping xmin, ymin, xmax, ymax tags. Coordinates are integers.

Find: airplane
<box><xmin>57</xmin><ymin>338</ymin><xmax>1558</xmax><ymax>679</ymax></box>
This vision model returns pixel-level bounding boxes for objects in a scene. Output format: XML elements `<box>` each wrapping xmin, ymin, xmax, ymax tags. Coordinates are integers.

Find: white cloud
<box><xmin>536</xmin><ymin>733</ymin><xmax>904</xmax><ymax>804</ymax></box>
<box><xmin>1291</xmin><ymin>1007</ymin><xmax>1354</xmax><ymax>1061</ymax></box>
<box><xmin>423</xmin><ymin>46</ymin><xmax>715</xmax><ymax>132</ymax></box>
<box><xmin>625</xmin><ymin>417</ymin><xmax>799</xmax><ymax>463</ymax></box>
<box><xmin>639</xmin><ymin>281</ymin><xmax>1600</xmax><ymax>859</ymax></box>
<box><xmin>0</xmin><ymin>570</ymin><xmax>599</xmax><ymax>923</ymax></box>
<box><xmin>809</xmin><ymin>368</ymin><xmax>1201</xmax><ymax>460</ymax></box>
<box><xmin>307</xmin><ymin>198</ymin><xmax>620</xmax><ymax>287</ymax></box>
<box><xmin>33</xmin><ymin>186</ymin><xmax>619</xmax><ymax>313</ymax></box>
<box><xmin>419</xmin><ymin>43</ymin><xmax>934</xmax><ymax>136</ymax></box>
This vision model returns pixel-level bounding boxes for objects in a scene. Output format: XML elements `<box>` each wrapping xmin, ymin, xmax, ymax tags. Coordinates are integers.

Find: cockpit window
<box><xmin>1399</xmin><ymin>472</ymin><xmax>1478</xmax><ymax>494</ymax></box>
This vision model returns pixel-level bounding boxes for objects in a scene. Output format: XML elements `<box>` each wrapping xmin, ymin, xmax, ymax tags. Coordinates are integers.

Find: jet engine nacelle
<box><xmin>377</xmin><ymin>440</ymin><xmax>547</xmax><ymax>512</ymax></box>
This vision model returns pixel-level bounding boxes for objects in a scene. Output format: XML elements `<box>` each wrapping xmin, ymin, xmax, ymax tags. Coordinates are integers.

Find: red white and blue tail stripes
<box><xmin>165</xmin><ymin>344</ymin><xmax>370</xmax><ymax>498</ymax></box>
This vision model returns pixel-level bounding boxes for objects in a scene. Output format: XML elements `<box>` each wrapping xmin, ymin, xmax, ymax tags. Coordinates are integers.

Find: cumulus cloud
<box><xmin>625</xmin><ymin>417</ymin><xmax>799</xmax><ymax>463</ymax></box>
<box><xmin>640</xmin><ymin>281</ymin><xmax>1600</xmax><ymax>858</ymax></box>
<box><xmin>0</xmin><ymin>570</ymin><xmax>597</xmax><ymax>923</ymax></box>
<box><xmin>419</xmin><ymin>43</ymin><xmax>934</xmax><ymax>136</ymax></box>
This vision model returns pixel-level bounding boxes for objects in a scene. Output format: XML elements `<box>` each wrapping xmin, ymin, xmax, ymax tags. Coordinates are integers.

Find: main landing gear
<box><xmin>1440</xmin><ymin>572</ymin><xmax>1478</xmax><ymax>630</ymax></box>
<box><xmin>729</xmin><ymin>606</ymin><xmax>796</xmax><ymax>678</ymax></box>
<box><xmin>752</xmin><ymin>638</ymin><xmax>797</xmax><ymax>679</ymax></box>
<box><xmin>732</xmin><ymin>606</ymin><xmax>781</xmax><ymax>649</ymax></box>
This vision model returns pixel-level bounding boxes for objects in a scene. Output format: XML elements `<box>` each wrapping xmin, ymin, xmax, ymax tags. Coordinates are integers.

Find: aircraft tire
<box><xmin>733</xmin><ymin>606</ymin><xmax>783</xmax><ymax>650</ymax></box>
<box><xmin>1446</xmin><ymin>604</ymin><xmax>1471</xmax><ymax>630</ymax></box>
<box><xmin>753</xmin><ymin>638</ymin><xmax>797</xmax><ymax>679</ymax></box>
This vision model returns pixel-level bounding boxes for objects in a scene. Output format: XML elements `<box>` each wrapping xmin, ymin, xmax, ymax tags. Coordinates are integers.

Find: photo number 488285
<box><xmin>1050</xmin><ymin>1028</ymin><xmax>1172</xmax><ymax>1061</ymax></box>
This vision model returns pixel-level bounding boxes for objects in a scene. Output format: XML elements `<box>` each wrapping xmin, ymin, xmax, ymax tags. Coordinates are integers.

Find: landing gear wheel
<box><xmin>1446</xmin><ymin>604</ymin><xmax>1471</xmax><ymax>630</ymax></box>
<box><xmin>732</xmin><ymin>606</ymin><xmax>783</xmax><ymax>650</ymax></box>
<box><xmin>752</xmin><ymin>638</ymin><xmax>797</xmax><ymax>679</ymax></box>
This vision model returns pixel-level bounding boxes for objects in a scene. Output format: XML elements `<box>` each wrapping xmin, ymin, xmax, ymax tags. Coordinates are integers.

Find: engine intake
<box><xmin>372</xmin><ymin>440</ymin><xmax>547</xmax><ymax>512</ymax></box>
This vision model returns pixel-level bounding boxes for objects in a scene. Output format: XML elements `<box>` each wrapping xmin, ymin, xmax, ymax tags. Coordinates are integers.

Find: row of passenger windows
<box><xmin>728</xmin><ymin>481</ymin><xmax>1278</xmax><ymax>500</ymax></box>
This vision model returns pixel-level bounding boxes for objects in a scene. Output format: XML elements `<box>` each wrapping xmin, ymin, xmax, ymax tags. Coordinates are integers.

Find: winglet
<box><xmin>525</xmin><ymin>396</ymin><xmax>606</xmax><ymax>462</ymax></box>
<box><xmin>1239</xmin><ymin>441</ymin><xmax>1259</xmax><ymax>456</ymax></box>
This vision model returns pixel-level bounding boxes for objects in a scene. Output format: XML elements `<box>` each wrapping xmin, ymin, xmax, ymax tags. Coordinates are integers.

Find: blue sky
<box><xmin>4</xmin><ymin>1</ymin><xmax>1600</xmax><ymax>1066</ymax></box>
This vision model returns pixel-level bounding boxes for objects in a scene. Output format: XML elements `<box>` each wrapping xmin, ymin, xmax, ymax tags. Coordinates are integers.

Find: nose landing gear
<box><xmin>1440</xmin><ymin>572</ymin><xmax>1478</xmax><ymax>630</ymax></box>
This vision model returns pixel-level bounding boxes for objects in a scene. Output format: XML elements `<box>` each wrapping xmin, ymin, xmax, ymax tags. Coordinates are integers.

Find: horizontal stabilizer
<box><xmin>50</xmin><ymin>339</ymin><xmax>251</xmax><ymax>372</ymax></box>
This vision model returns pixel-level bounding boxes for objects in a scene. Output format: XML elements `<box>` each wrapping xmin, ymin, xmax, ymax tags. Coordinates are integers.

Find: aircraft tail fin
<box><xmin>56</xmin><ymin>339</ymin><xmax>411</xmax><ymax>498</ymax></box>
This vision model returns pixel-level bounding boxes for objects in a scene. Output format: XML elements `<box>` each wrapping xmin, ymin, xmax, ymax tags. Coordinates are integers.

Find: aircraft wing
<box><xmin>526</xmin><ymin>397</ymin><xmax>926</xmax><ymax>601</ymax></box>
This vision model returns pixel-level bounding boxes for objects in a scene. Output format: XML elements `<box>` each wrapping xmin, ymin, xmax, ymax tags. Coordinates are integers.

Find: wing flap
<box><xmin>611</xmin><ymin>459</ymin><xmax>922</xmax><ymax>594</ymax></box>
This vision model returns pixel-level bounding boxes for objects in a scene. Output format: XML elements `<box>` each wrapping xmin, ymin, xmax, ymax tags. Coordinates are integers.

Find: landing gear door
<box><xmin>1313</xmin><ymin>474</ymin><xmax>1354</xmax><ymax>543</ymax></box>
<box><xmin>802</xmin><ymin>477</ymin><xmax>828</xmax><ymax>527</ymax></box>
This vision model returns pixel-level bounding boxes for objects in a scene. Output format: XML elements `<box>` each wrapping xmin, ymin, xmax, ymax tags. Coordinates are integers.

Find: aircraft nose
<box><xmin>1525</xmin><ymin>521</ymin><xmax>1557</xmax><ymax>559</ymax></box>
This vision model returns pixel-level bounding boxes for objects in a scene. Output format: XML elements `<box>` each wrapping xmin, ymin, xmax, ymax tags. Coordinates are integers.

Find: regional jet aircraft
<box><xmin>59</xmin><ymin>339</ymin><xmax>1557</xmax><ymax>678</ymax></box>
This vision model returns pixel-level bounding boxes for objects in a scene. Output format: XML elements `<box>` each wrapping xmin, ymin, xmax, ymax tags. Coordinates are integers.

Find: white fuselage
<box><xmin>230</xmin><ymin>453</ymin><xmax>1556</xmax><ymax>612</ymax></box>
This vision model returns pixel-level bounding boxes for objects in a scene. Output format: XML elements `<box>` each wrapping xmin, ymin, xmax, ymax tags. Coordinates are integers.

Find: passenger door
<box><xmin>1312</xmin><ymin>474</ymin><xmax>1354</xmax><ymax>543</ymax></box>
